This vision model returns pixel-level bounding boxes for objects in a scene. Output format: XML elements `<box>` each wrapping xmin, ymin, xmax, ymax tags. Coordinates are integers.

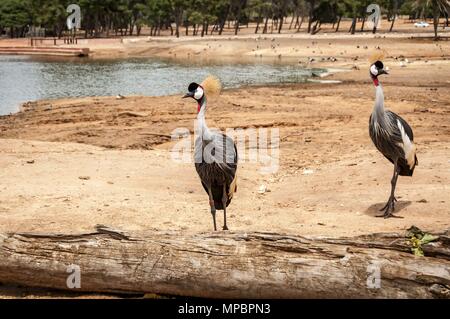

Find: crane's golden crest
<box><xmin>201</xmin><ymin>75</ymin><xmax>222</xmax><ymax>98</ymax></box>
<box><xmin>368</xmin><ymin>49</ymin><xmax>388</xmax><ymax>64</ymax></box>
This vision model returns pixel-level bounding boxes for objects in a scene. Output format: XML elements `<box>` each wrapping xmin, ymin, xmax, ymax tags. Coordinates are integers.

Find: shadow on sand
<box><xmin>365</xmin><ymin>200</ymin><xmax>412</xmax><ymax>218</ymax></box>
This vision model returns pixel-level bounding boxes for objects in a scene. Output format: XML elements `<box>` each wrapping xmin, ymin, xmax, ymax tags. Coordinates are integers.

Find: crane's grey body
<box><xmin>185</xmin><ymin>83</ymin><xmax>238</xmax><ymax>231</ymax></box>
<box><xmin>369</xmin><ymin>86</ymin><xmax>417</xmax><ymax>177</ymax></box>
<box><xmin>195</xmin><ymin>132</ymin><xmax>238</xmax><ymax>210</ymax></box>
<box><xmin>368</xmin><ymin>64</ymin><xmax>418</xmax><ymax>218</ymax></box>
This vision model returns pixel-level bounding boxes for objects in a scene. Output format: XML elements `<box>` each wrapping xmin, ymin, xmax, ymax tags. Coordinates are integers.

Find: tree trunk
<box><xmin>219</xmin><ymin>4</ymin><xmax>231</xmax><ymax>35</ymax></box>
<box><xmin>234</xmin><ymin>2</ymin><xmax>243</xmax><ymax>35</ymax></box>
<box><xmin>255</xmin><ymin>11</ymin><xmax>262</xmax><ymax>33</ymax></box>
<box><xmin>297</xmin><ymin>16</ymin><xmax>304</xmax><ymax>32</ymax></box>
<box><xmin>175</xmin><ymin>11</ymin><xmax>180</xmax><ymax>38</ymax></box>
<box><xmin>390</xmin><ymin>0</ymin><xmax>398</xmax><ymax>32</ymax></box>
<box><xmin>289</xmin><ymin>14</ymin><xmax>295</xmax><ymax>30</ymax></box>
<box><xmin>263</xmin><ymin>15</ymin><xmax>270</xmax><ymax>34</ymax></box>
<box><xmin>433</xmin><ymin>0</ymin><xmax>440</xmax><ymax>40</ymax></box>
<box><xmin>311</xmin><ymin>20</ymin><xmax>320</xmax><ymax>34</ymax></box>
<box><xmin>0</xmin><ymin>226</ymin><xmax>449</xmax><ymax>298</ymax></box>
<box><xmin>350</xmin><ymin>16</ymin><xmax>357</xmax><ymax>34</ymax></box>
<box><xmin>294</xmin><ymin>14</ymin><xmax>300</xmax><ymax>29</ymax></box>
<box><xmin>129</xmin><ymin>22</ymin><xmax>134</xmax><ymax>36</ymax></box>
<box><xmin>336</xmin><ymin>16</ymin><xmax>342</xmax><ymax>32</ymax></box>
<box><xmin>278</xmin><ymin>16</ymin><xmax>284</xmax><ymax>34</ymax></box>
<box><xmin>307</xmin><ymin>0</ymin><xmax>316</xmax><ymax>33</ymax></box>
<box><xmin>201</xmin><ymin>21</ymin><xmax>206</xmax><ymax>37</ymax></box>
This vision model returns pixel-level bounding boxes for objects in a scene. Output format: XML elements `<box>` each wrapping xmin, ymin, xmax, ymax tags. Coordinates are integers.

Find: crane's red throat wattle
<box><xmin>373</xmin><ymin>77</ymin><xmax>379</xmax><ymax>86</ymax></box>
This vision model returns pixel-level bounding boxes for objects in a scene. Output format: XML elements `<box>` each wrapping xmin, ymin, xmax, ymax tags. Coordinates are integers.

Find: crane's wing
<box><xmin>387</xmin><ymin>111</ymin><xmax>417</xmax><ymax>172</ymax></box>
<box><xmin>195</xmin><ymin>132</ymin><xmax>237</xmax><ymax>169</ymax></box>
<box><xmin>370</xmin><ymin>110</ymin><xmax>417</xmax><ymax>175</ymax></box>
<box><xmin>388</xmin><ymin>111</ymin><xmax>414</xmax><ymax>142</ymax></box>
<box><xmin>194</xmin><ymin>132</ymin><xmax>238</xmax><ymax>208</ymax></box>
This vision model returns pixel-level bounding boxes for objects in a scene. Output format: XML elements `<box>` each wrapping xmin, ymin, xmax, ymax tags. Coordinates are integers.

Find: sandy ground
<box><xmin>0</xmin><ymin>29</ymin><xmax>449</xmax><ymax>297</ymax></box>
<box><xmin>64</xmin><ymin>29</ymin><xmax>450</xmax><ymax>65</ymax></box>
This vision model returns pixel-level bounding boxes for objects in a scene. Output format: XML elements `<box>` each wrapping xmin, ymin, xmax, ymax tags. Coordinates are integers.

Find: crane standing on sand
<box><xmin>183</xmin><ymin>76</ymin><xmax>238</xmax><ymax>231</ymax></box>
<box><xmin>368</xmin><ymin>60</ymin><xmax>418</xmax><ymax>218</ymax></box>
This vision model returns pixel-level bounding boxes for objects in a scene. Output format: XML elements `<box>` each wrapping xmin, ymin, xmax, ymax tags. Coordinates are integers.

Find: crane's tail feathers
<box><xmin>406</xmin><ymin>144</ymin><xmax>417</xmax><ymax>169</ymax></box>
<box><xmin>228</xmin><ymin>175</ymin><xmax>238</xmax><ymax>199</ymax></box>
<box><xmin>398</xmin><ymin>155</ymin><xmax>417</xmax><ymax>176</ymax></box>
<box><xmin>396</xmin><ymin>119</ymin><xmax>417</xmax><ymax>171</ymax></box>
<box><xmin>201</xmin><ymin>75</ymin><xmax>222</xmax><ymax>98</ymax></box>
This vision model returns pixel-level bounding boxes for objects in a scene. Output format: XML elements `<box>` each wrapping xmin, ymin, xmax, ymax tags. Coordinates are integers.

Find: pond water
<box><xmin>0</xmin><ymin>55</ymin><xmax>325</xmax><ymax>115</ymax></box>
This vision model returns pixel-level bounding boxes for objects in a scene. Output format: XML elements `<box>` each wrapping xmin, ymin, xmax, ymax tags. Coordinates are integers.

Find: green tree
<box><xmin>0</xmin><ymin>0</ymin><xmax>33</xmax><ymax>38</ymax></box>
<box><xmin>408</xmin><ymin>0</ymin><xmax>450</xmax><ymax>39</ymax></box>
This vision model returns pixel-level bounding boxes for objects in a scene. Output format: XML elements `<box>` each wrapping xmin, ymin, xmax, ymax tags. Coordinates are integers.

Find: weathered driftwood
<box><xmin>0</xmin><ymin>225</ymin><xmax>449</xmax><ymax>298</ymax></box>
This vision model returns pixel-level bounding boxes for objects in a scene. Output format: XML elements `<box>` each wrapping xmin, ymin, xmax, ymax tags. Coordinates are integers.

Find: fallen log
<box><xmin>0</xmin><ymin>225</ymin><xmax>449</xmax><ymax>298</ymax></box>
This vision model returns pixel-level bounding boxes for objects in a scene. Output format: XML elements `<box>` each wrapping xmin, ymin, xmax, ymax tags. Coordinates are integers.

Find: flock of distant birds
<box><xmin>182</xmin><ymin>59</ymin><xmax>417</xmax><ymax>231</ymax></box>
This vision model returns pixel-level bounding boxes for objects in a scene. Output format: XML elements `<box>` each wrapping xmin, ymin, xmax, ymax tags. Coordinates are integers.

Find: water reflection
<box><xmin>0</xmin><ymin>55</ymin><xmax>324</xmax><ymax>115</ymax></box>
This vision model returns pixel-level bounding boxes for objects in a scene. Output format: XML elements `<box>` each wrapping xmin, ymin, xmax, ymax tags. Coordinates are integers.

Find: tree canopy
<box><xmin>0</xmin><ymin>0</ymin><xmax>449</xmax><ymax>38</ymax></box>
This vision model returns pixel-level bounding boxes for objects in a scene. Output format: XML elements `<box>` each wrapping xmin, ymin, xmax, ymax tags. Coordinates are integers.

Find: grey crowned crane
<box><xmin>183</xmin><ymin>76</ymin><xmax>238</xmax><ymax>231</ymax></box>
<box><xmin>369</xmin><ymin>61</ymin><xmax>418</xmax><ymax>218</ymax></box>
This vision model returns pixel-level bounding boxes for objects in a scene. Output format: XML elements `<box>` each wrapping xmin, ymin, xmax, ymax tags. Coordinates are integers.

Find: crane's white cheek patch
<box><xmin>397</xmin><ymin>120</ymin><xmax>416</xmax><ymax>168</ymax></box>
<box><xmin>370</xmin><ymin>65</ymin><xmax>379</xmax><ymax>76</ymax></box>
<box><xmin>194</xmin><ymin>88</ymin><xmax>204</xmax><ymax>100</ymax></box>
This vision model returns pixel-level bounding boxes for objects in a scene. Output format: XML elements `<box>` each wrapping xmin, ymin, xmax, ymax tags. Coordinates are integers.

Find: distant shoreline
<box><xmin>1</xmin><ymin>23</ymin><xmax>449</xmax><ymax>64</ymax></box>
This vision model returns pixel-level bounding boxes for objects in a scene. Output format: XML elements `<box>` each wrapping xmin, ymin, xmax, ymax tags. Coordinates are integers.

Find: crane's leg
<box><xmin>222</xmin><ymin>184</ymin><xmax>229</xmax><ymax>231</ymax></box>
<box><xmin>207</xmin><ymin>186</ymin><xmax>217</xmax><ymax>231</ymax></box>
<box><xmin>377</xmin><ymin>161</ymin><xmax>403</xmax><ymax>219</ymax></box>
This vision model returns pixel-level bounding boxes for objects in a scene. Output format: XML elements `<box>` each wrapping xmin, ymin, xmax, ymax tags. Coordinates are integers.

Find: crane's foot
<box><xmin>379</xmin><ymin>196</ymin><xmax>397</xmax><ymax>211</ymax></box>
<box><xmin>376</xmin><ymin>197</ymin><xmax>403</xmax><ymax>219</ymax></box>
<box><xmin>223</xmin><ymin>225</ymin><xmax>229</xmax><ymax>231</ymax></box>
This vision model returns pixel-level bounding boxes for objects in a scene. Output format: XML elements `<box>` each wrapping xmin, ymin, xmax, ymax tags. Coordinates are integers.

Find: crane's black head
<box><xmin>183</xmin><ymin>82</ymin><xmax>204</xmax><ymax>101</ymax></box>
<box><xmin>370</xmin><ymin>61</ymin><xmax>388</xmax><ymax>78</ymax></box>
<box><xmin>370</xmin><ymin>61</ymin><xmax>388</xmax><ymax>87</ymax></box>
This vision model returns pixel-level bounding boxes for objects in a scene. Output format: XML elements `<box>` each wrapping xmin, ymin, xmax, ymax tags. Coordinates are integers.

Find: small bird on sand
<box><xmin>183</xmin><ymin>76</ymin><xmax>238</xmax><ymax>231</ymax></box>
<box><xmin>368</xmin><ymin>60</ymin><xmax>418</xmax><ymax>218</ymax></box>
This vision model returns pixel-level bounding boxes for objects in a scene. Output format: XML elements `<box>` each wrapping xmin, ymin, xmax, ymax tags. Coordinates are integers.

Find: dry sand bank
<box><xmin>71</xmin><ymin>33</ymin><xmax>450</xmax><ymax>67</ymax></box>
<box><xmin>2</xmin><ymin>18</ymin><xmax>449</xmax><ymax>66</ymax></box>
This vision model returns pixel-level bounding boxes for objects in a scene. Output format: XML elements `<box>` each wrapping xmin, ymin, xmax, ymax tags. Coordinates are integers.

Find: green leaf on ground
<box><xmin>406</xmin><ymin>226</ymin><xmax>439</xmax><ymax>257</ymax></box>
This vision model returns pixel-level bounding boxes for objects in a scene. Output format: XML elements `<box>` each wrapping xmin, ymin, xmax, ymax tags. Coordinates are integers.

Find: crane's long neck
<box><xmin>197</xmin><ymin>96</ymin><xmax>213</xmax><ymax>141</ymax></box>
<box><xmin>372</xmin><ymin>78</ymin><xmax>386</xmax><ymax>124</ymax></box>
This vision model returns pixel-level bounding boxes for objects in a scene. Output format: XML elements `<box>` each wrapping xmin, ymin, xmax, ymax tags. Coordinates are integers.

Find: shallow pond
<box><xmin>0</xmin><ymin>55</ymin><xmax>325</xmax><ymax>115</ymax></box>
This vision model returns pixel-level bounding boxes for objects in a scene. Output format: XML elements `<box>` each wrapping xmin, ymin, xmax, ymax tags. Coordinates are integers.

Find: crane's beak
<box><xmin>379</xmin><ymin>69</ymin><xmax>389</xmax><ymax>75</ymax></box>
<box><xmin>183</xmin><ymin>92</ymin><xmax>194</xmax><ymax>99</ymax></box>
